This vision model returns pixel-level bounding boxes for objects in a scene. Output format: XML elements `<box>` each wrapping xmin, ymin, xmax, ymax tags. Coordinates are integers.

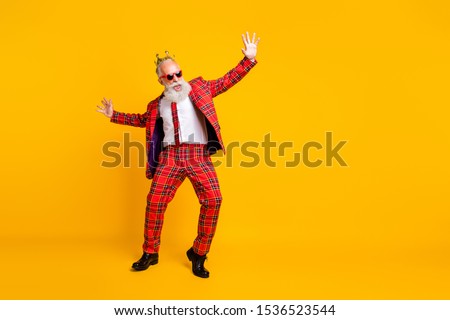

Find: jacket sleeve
<box><xmin>110</xmin><ymin>109</ymin><xmax>149</xmax><ymax>128</ymax></box>
<box><xmin>207</xmin><ymin>57</ymin><xmax>258</xmax><ymax>98</ymax></box>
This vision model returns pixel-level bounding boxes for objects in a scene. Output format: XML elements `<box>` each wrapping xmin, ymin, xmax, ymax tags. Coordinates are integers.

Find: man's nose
<box><xmin>172</xmin><ymin>75</ymin><xmax>179</xmax><ymax>82</ymax></box>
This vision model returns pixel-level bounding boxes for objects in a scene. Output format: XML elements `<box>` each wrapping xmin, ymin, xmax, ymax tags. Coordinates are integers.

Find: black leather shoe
<box><xmin>132</xmin><ymin>252</ymin><xmax>159</xmax><ymax>271</ymax></box>
<box><xmin>186</xmin><ymin>248</ymin><xmax>209</xmax><ymax>278</ymax></box>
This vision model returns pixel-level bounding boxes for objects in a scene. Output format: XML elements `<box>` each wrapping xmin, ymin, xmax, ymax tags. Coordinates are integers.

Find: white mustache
<box><xmin>167</xmin><ymin>81</ymin><xmax>181</xmax><ymax>88</ymax></box>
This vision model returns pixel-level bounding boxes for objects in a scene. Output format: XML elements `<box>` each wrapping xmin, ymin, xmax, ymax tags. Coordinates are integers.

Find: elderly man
<box><xmin>97</xmin><ymin>32</ymin><xmax>260</xmax><ymax>278</ymax></box>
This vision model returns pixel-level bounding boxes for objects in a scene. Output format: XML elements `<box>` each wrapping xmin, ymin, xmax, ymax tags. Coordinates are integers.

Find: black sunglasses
<box><xmin>159</xmin><ymin>70</ymin><xmax>183</xmax><ymax>81</ymax></box>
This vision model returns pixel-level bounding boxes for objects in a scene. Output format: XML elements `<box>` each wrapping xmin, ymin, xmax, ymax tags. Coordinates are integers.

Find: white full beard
<box><xmin>164</xmin><ymin>79</ymin><xmax>192</xmax><ymax>103</ymax></box>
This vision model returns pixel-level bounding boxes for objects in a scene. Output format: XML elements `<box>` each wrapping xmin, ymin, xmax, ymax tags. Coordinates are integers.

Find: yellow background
<box><xmin>1</xmin><ymin>0</ymin><xmax>449</xmax><ymax>299</ymax></box>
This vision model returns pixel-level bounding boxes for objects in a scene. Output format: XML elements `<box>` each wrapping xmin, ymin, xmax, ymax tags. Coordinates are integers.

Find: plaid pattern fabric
<box><xmin>170</xmin><ymin>102</ymin><xmax>180</xmax><ymax>145</ymax></box>
<box><xmin>143</xmin><ymin>144</ymin><xmax>222</xmax><ymax>256</ymax></box>
<box><xmin>110</xmin><ymin>108</ymin><xmax>149</xmax><ymax>127</ymax></box>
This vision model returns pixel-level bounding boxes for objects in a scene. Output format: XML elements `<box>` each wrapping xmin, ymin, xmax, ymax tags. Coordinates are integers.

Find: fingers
<box><xmin>102</xmin><ymin>97</ymin><xmax>112</xmax><ymax>105</ymax></box>
<box><xmin>242</xmin><ymin>32</ymin><xmax>260</xmax><ymax>45</ymax></box>
<box><xmin>241</xmin><ymin>33</ymin><xmax>247</xmax><ymax>47</ymax></box>
<box><xmin>98</xmin><ymin>97</ymin><xmax>112</xmax><ymax>112</ymax></box>
<box><xmin>96</xmin><ymin>105</ymin><xmax>105</xmax><ymax>114</ymax></box>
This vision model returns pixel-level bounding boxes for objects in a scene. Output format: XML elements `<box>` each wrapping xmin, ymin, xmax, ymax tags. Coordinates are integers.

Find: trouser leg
<box><xmin>187</xmin><ymin>155</ymin><xmax>222</xmax><ymax>256</ymax></box>
<box><xmin>143</xmin><ymin>150</ymin><xmax>185</xmax><ymax>253</ymax></box>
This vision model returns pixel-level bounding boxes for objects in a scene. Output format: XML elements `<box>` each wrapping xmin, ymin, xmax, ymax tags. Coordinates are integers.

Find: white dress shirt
<box><xmin>159</xmin><ymin>96</ymin><xmax>208</xmax><ymax>147</ymax></box>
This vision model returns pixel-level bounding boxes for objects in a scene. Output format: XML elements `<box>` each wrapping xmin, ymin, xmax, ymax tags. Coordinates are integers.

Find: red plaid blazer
<box><xmin>111</xmin><ymin>57</ymin><xmax>257</xmax><ymax>179</ymax></box>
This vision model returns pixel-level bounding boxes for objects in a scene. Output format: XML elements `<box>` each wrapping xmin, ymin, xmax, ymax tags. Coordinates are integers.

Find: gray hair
<box><xmin>156</xmin><ymin>58</ymin><xmax>176</xmax><ymax>76</ymax></box>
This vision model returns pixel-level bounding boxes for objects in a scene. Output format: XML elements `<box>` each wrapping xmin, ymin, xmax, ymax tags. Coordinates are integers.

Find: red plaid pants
<box><xmin>143</xmin><ymin>144</ymin><xmax>222</xmax><ymax>256</ymax></box>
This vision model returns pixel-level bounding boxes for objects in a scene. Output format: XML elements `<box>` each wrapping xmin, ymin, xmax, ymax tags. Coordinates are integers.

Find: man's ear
<box><xmin>158</xmin><ymin>78</ymin><xmax>163</xmax><ymax>85</ymax></box>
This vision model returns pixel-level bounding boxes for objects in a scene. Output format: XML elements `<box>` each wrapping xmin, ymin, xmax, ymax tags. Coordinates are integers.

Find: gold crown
<box><xmin>154</xmin><ymin>51</ymin><xmax>176</xmax><ymax>67</ymax></box>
